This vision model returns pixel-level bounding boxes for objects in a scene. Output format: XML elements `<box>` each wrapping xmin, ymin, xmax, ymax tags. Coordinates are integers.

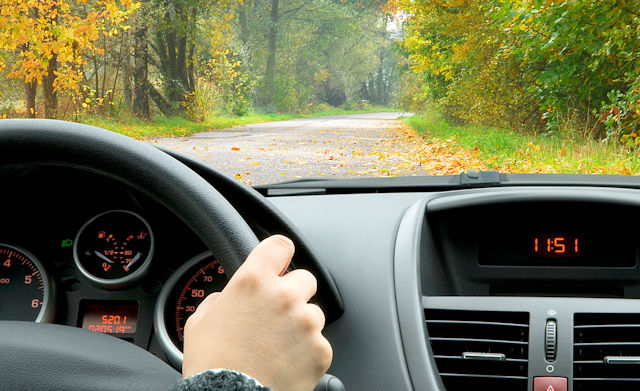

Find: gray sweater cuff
<box><xmin>171</xmin><ymin>369</ymin><xmax>270</xmax><ymax>391</ymax></box>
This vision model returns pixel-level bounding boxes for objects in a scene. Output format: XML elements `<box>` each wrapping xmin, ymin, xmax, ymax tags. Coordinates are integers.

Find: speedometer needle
<box><xmin>94</xmin><ymin>251</ymin><xmax>114</xmax><ymax>264</ymax></box>
<box><xmin>126</xmin><ymin>252</ymin><xmax>142</xmax><ymax>269</ymax></box>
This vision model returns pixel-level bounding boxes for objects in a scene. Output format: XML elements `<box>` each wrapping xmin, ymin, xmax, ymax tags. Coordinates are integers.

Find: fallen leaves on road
<box><xmin>160</xmin><ymin>118</ymin><xmax>487</xmax><ymax>185</ymax></box>
<box><xmin>326</xmin><ymin>124</ymin><xmax>487</xmax><ymax>177</ymax></box>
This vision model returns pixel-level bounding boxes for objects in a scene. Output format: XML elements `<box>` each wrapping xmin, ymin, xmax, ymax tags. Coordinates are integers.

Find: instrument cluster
<box><xmin>0</xmin><ymin>165</ymin><xmax>227</xmax><ymax>368</ymax></box>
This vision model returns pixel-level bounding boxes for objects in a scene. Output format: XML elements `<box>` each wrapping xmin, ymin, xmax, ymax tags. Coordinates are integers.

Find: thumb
<box><xmin>237</xmin><ymin>235</ymin><xmax>295</xmax><ymax>277</ymax></box>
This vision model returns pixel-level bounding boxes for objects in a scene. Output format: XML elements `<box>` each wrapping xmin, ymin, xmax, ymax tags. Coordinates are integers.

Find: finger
<box><xmin>306</xmin><ymin>303</ymin><xmax>326</xmax><ymax>331</ymax></box>
<box><xmin>194</xmin><ymin>291</ymin><xmax>221</xmax><ymax>314</ymax></box>
<box><xmin>281</xmin><ymin>269</ymin><xmax>318</xmax><ymax>302</ymax></box>
<box><xmin>239</xmin><ymin>235</ymin><xmax>295</xmax><ymax>277</ymax></box>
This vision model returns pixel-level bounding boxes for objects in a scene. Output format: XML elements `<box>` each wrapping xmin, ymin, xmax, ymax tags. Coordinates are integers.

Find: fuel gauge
<box><xmin>74</xmin><ymin>210</ymin><xmax>154</xmax><ymax>287</ymax></box>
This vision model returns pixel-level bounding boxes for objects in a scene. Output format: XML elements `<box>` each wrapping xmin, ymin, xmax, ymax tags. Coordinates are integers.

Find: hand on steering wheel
<box><xmin>183</xmin><ymin>235</ymin><xmax>332</xmax><ymax>391</ymax></box>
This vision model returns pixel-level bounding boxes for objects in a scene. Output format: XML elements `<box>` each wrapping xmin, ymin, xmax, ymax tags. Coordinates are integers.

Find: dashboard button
<box><xmin>534</xmin><ymin>377</ymin><xmax>567</xmax><ymax>391</ymax></box>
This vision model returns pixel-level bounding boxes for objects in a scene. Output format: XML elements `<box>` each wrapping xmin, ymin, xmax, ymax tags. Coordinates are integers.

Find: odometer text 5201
<box><xmin>0</xmin><ymin>244</ymin><xmax>54</xmax><ymax>322</ymax></box>
<box><xmin>154</xmin><ymin>252</ymin><xmax>228</xmax><ymax>367</ymax></box>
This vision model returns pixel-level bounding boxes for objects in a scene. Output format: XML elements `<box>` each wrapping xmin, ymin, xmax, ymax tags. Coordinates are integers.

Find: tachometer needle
<box><xmin>94</xmin><ymin>251</ymin><xmax>114</xmax><ymax>264</ymax></box>
<box><xmin>126</xmin><ymin>252</ymin><xmax>142</xmax><ymax>269</ymax></box>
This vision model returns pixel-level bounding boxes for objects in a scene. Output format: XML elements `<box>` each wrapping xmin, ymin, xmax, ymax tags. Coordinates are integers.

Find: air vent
<box><xmin>425</xmin><ymin>309</ymin><xmax>529</xmax><ymax>391</ymax></box>
<box><xmin>574</xmin><ymin>313</ymin><xmax>640</xmax><ymax>390</ymax></box>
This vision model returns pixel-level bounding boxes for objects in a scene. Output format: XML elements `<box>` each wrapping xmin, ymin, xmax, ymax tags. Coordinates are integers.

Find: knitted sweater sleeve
<box><xmin>170</xmin><ymin>369</ymin><xmax>270</xmax><ymax>391</ymax></box>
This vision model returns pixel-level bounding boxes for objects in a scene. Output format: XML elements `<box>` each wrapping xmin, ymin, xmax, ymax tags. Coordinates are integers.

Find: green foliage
<box><xmin>605</xmin><ymin>76</ymin><xmax>640</xmax><ymax>145</ymax></box>
<box><xmin>396</xmin><ymin>0</ymin><xmax>640</xmax><ymax>140</ymax></box>
<box><xmin>243</xmin><ymin>0</ymin><xmax>395</xmax><ymax>112</ymax></box>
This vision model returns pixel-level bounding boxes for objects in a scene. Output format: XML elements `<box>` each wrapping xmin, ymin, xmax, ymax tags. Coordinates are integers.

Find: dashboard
<box><xmin>0</xmin><ymin>160</ymin><xmax>339</xmax><ymax>376</ymax></box>
<box><xmin>5</xmin><ymin>157</ymin><xmax>640</xmax><ymax>391</ymax></box>
<box><xmin>0</xmin><ymin>164</ymin><xmax>213</xmax><ymax>364</ymax></box>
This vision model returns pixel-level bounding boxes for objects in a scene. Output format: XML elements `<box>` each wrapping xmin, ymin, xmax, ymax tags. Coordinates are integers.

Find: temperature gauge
<box><xmin>74</xmin><ymin>210</ymin><xmax>154</xmax><ymax>287</ymax></box>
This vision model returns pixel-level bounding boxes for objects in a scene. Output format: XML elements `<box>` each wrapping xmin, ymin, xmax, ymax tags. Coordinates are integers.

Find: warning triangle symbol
<box><xmin>546</xmin><ymin>386</ymin><xmax>555</xmax><ymax>391</ymax></box>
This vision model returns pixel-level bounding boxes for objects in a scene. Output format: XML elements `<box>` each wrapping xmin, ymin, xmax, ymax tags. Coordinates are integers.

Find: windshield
<box><xmin>1</xmin><ymin>0</ymin><xmax>638</xmax><ymax>184</ymax></box>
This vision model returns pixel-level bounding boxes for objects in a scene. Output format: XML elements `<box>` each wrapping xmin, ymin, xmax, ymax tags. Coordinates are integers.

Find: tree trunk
<box><xmin>133</xmin><ymin>23</ymin><xmax>150</xmax><ymax>119</ymax></box>
<box><xmin>43</xmin><ymin>52</ymin><xmax>58</xmax><ymax>118</ymax></box>
<box><xmin>263</xmin><ymin>0</ymin><xmax>279</xmax><ymax>111</ymax></box>
<box><xmin>123</xmin><ymin>30</ymin><xmax>133</xmax><ymax>109</ymax></box>
<box><xmin>25</xmin><ymin>80</ymin><xmax>37</xmax><ymax>118</ymax></box>
<box><xmin>238</xmin><ymin>2</ymin><xmax>250</xmax><ymax>46</ymax></box>
<box><xmin>147</xmin><ymin>81</ymin><xmax>174</xmax><ymax>116</ymax></box>
<box><xmin>42</xmin><ymin>4</ymin><xmax>59</xmax><ymax>118</ymax></box>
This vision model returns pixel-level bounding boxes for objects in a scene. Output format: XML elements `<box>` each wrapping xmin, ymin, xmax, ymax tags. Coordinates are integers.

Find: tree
<box><xmin>392</xmin><ymin>0</ymin><xmax>640</xmax><ymax>136</ymax></box>
<box><xmin>0</xmin><ymin>0</ymin><xmax>137</xmax><ymax>118</ymax></box>
<box><xmin>239</xmin><ymin>0</ymin><xmax>393</xmax><ymax>112</ymax></box>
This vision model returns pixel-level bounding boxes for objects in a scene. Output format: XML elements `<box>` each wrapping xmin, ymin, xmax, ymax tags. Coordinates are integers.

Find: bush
<box><xmin>604</xmin><ymin>77</ymin><xmax>640</xmax><ymax>146</ymax></box>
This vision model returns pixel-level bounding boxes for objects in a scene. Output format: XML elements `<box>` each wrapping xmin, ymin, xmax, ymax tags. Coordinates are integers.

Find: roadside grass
<box><xmin>79</xmin><ymin>106</ymin><xmax>397</xmax><ymax>139</ymax></box>
<box><xmin>404</xmin><ymin>109</ymin><xmax>640</xmax><ymax>175</ymax></box>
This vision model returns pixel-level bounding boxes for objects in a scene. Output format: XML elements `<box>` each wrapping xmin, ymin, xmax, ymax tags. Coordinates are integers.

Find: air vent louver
<box><xmin>574</xmin><ymin>313</ymin><xmax>640</xmax><ymax>390</ymax></box>
<box><xmin>425</xmin><ymin>309</ymin><xmax>529</xmax><ymax>391</ymax></box>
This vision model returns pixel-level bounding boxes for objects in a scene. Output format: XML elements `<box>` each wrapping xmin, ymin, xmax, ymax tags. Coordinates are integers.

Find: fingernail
<box><xmin>272</xmin><ymin>235</ymin><xmax>294</xmax><ymax>249</ymax></box>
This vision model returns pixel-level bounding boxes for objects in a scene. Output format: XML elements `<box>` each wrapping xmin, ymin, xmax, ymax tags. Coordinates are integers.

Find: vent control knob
<box><xmin>545</xmin><ymin>319</ymin><xmax>557</xmax><ymax>361</ymax></box>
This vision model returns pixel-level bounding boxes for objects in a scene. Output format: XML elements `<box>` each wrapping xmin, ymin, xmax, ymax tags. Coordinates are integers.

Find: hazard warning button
<box><xmin>533</xmin><ymin>377</ymin><xmax>567</xmax><ymax>391</ymax></box>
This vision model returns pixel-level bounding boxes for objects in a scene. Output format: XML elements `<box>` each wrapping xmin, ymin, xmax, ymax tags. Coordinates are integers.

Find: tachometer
<box><xmin>74</xmin><ymin>210</ymin><xmax>154</xmax><ymax>288</ymax></box>
<box><xmin>154</xmin><ymin>252</ymin><xmax>228</xmax><ymax>367</ymax></box>
<box><xmin>0</xmin><ymin>244</ymin><xmax>54</xmax><ymax>322</ymax></box>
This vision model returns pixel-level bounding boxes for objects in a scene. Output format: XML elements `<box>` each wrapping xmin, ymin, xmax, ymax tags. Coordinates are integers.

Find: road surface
<box><xmin>148</xmin><ymin>112</ymin><xmax>466</xmax><ymax>185</ymax></box>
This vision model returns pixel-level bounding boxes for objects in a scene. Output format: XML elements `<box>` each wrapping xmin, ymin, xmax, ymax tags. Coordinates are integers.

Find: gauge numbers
<box><xmin>0</xmin><ymin>244</ymin><xmax>53</xmax><ymax>322</ymax></box>
<box><xmin>154</xmin><ymin>252</ymin><xmax>228</xmax><ymax>367</ymax></box>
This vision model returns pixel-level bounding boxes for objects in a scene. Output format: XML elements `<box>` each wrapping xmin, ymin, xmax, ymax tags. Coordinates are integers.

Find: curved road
<box><xmin>149</xmin><ymin>112</ymin><xmax>415</xmax><ymax>184</ymax></box>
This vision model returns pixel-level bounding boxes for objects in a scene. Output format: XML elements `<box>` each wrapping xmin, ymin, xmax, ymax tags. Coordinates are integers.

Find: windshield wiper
<box><xmin>255</xmin><ymin>170</ymin><xmax>640</xmax><ymax>196</ymax></box>
<box><xmin>255</xmin><ymin>170</ymin><xmax>502</xmax><ymax>196</ymax></box>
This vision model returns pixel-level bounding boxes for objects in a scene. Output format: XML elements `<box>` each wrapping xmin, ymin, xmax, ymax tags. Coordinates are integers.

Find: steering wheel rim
<box><xmin>0</xmin><ymin>119</ymin><xmax>261</xmax><ymax>390</ymax></box>
<box><xmin>0</xmin><ymin>119</ymin><xmax>260</xmax><ymax>274</ymax></box>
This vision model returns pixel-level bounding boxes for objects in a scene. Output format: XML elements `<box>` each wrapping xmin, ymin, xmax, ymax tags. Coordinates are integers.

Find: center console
<box><xmin>394</xmin><ymin>187</ymin><xmax>640</xmax><ymax>391</ymax></box>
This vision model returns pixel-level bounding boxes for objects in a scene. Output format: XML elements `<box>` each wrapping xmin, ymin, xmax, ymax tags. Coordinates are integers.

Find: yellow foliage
<box><xmin>0</xmin><ymin>0</ymin><xmax>137</xmax><ymax>93</ymax></box>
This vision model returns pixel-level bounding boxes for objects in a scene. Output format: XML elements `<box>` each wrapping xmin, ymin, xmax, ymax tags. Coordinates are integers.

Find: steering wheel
<box><xmin>0</xmin><ymin>119</ymin><xmax>261</xmax><ymax>390</ymax></box>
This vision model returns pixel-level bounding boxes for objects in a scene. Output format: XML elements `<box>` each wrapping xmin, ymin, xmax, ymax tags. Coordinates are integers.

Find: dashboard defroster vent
<box><xmin>574</xmin><ymin>313</ymin><xmax>640</xmax><ymax>390</ymax></box>
<box><xmin>424</xmin><ymin>309</ymin><xmax>529</xmax><ymax>391</ymax></box>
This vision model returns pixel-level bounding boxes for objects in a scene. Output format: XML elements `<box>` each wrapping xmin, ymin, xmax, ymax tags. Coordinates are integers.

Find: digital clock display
<box><xmin>81</xmin><ymin>301</ymin><xmax>138</xmax><ymax>334</ymax></box>
<box><xmin>533</xmin><ymin>234</ymin><xmax>581</xmax><ymax>258</ymax></box>
<box><xmin>478</xmin><ymin>226</ymin><xmax>635</xmax><ymax>267</ymax></box>
<box><xmin>468</xmin><ymin>203</ymin><xmax>637</xmax><ymax>267</ymax></box>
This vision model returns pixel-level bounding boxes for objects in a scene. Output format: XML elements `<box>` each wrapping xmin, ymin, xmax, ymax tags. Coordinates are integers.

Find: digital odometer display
<box><xmin>81</xmin><ymin>301</ymin><xmax>138</xmax><ymax>334</ymax></box>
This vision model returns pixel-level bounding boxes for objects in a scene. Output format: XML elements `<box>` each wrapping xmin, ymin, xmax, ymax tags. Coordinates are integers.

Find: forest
<box><xmin>0</xmin><ymin>0</ymin><xmax>396</xmax><ymax>124</ymax></box>
<box><xmin>394</xmin><ymin>0</ymin><xmax>640</xmax><ymax>143</ymax></box>
<box><xmin>2</xmin><ymin>0</ymin><xmax>640</xmax><ymax>175</ymax></box>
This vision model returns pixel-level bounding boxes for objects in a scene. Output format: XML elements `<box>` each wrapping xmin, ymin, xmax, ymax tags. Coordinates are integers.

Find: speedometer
<box><xmin>0</xmin><ymin>244</ymin><xmax>54</xmax><ymax>322</ymax></box>
<box><xmin>154</xmin><ymin>252</ymin><xmax>228</xmax><ymax>367</ymax></box>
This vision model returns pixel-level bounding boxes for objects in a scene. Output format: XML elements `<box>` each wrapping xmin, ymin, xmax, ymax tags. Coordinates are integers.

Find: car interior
<box><xmin>3</xmin><ymin>119</ymin><xmax>640</xmax><ymax>391</ymax></box>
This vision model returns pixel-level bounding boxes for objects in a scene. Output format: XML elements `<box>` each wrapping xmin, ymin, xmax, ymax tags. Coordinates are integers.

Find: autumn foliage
<box><xmin>0</xmin><ymin>0</ymin><xmax>137</xmax><ymax>117</ymax></box>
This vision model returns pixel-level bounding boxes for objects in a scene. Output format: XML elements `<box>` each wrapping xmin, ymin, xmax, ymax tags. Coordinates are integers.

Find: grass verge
<box><xmin>404</xmin><ymin>109</ymin><xmax>640</xmax><ymax>175</ymax></box>
<box><xmin>80</xmin><ymin>106</ymin><xmax>397</xmax><ymax>139</ymax></box>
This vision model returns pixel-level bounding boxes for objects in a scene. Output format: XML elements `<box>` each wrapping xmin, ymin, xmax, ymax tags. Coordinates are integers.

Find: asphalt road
<box><xmin>148</xmin><ymin>112</ymin><xmax>414</xmax><ymax>185</ymax></box>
